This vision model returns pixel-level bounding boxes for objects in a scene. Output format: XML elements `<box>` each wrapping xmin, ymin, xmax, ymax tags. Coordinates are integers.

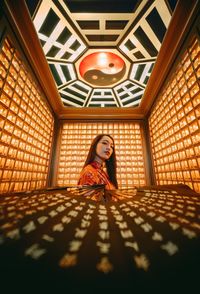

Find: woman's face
<box><xmin>95</xmin><ymin>135</ymin><xmax>114</xmax><ymax>161</ymax></box>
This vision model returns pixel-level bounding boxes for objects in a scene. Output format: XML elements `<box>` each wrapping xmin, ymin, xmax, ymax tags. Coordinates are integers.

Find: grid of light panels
<box><xmin>56</xmin><ymin>122</ymin><xmax>147</xmax><ymax>188</ymax></box>
<box><xmin>149</xmin><ymin>37</ymin><xmax>200</xmax><ymax>193</ymax></box>
<box><xmin>0</xmin><ymin>37</ymin><xmax>54</xmax><ymax>193</ymax></box>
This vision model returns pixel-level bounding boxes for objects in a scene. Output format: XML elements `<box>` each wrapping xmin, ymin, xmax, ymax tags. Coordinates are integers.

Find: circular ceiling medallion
<box><xmin>79</xmin><ymin>52</ymin><xmax>126</xmax><ymax>86</ymax></box>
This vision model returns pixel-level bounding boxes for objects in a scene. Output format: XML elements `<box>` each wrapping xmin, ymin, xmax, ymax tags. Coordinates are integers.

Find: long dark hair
<box><xmin>83</xmin><ymin>134</ymin><xmax>118</xmax><ymax>189</ymax></box>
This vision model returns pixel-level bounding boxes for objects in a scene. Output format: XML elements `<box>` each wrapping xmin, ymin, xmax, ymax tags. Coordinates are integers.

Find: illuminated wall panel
<box><xmin>149</xmin><ymin>37</ymin><xmax>200</xmax><ymax>192</ymax></box>
<box><xmin>0</xmin><ymin>38</ymin><xmax>54</xmax><ymax>193</ymax></box>
<box><xmin>56</xmin><ymin>122</ymin><xmax>147</xmax><ymax>188</ymax></box>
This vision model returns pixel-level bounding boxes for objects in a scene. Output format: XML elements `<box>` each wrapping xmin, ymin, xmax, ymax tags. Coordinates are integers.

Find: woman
<box><xmin>78</xmin><ymin>134</ymin><xmax>118</xmax><ymax>190</ymax></box>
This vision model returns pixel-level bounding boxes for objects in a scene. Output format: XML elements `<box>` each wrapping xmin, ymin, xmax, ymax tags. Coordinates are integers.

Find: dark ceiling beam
<box><xmin>59</xmin><ymin>107</ymin><xmax>144</xmax><ymax>120</ymax></box>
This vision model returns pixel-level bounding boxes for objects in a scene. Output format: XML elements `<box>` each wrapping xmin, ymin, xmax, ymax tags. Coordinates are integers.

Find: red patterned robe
<box><xmin>78</xmin><ymin>161</ymin><xmax>115</xmax><ymax>190</ymax></box>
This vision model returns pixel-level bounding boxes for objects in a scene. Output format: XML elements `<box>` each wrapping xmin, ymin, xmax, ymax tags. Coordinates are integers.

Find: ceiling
<box><xmin>24</xmin><ymin>0</ymin><xmax>178</xmax><ymax>109</ymax></box>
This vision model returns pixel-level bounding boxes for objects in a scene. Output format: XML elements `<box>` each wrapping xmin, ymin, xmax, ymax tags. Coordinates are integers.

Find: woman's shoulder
<box><xmin>82</xmin><ymin>163</ymin><xmax>96</xmax><ymax>172</ymax></box>
<box><xmin>79</xmin><ymin>164</ymin><xmax>99</xmax><ymax>178</ymax></box>
<box><xmin>78</xmin><ymin>164</ymin><xmax>99</xmax><ymax>186</ymax></box>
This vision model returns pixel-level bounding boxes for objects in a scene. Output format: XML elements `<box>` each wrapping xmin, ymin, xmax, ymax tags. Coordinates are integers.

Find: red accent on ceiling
<box><xmin>79</xmin><ymin>51</ymin><xmax>126</xmax><ymax>86</ymax></box>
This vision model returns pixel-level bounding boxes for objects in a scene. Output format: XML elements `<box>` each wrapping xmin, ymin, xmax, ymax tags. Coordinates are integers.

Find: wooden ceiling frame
<box><xmin>2</xmin><ymin>0</ymin><xmax>199</xmax><ymax>120</ymax></box>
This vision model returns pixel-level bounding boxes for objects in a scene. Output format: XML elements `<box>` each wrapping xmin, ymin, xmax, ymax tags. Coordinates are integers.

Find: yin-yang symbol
<box><xmin>79</xmin><ymin>52</ymin><xmax>126</xmax><ymax>86</ymax></box>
